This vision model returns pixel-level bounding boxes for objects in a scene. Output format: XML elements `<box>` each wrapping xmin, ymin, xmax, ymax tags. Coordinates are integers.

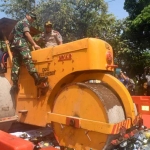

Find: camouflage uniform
<box><xmin>11</xmin><ymin>17</ymin><xmax>37</xmax><ymax>82</ymax></box>
<box><xmin>41</xmin><ymin>30</ymin><xmax>63</xmax><ymax>47</ymax></box>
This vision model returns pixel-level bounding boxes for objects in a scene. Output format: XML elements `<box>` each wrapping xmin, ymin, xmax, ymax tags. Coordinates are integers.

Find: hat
<box><xmin>45</xmin><ymin>21</ymin><xmax>52</xmax><ymax>26</ymax></box>
<box><xmin>29</xmin><ymin>12</ymin><xmax>36</xmax><ymax>20</ymax></box>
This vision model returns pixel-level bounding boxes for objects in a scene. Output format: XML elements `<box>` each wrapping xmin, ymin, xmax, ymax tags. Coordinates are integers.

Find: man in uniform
<box><xmin>38</xmin><ymin>21</ymin><xmax>63</xmax><ymax>47</ymax></box>
<box><xmin>9</xmin><ymin>12</ymin><xmax>47</xmax><ymax>93</ymax></box>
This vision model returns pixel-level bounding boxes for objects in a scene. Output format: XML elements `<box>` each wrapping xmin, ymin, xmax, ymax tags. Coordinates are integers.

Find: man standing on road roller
<box><xmin>9</xmin><ymin>12</ymin><xmax>47</xmax><ymax>94</ymax></box>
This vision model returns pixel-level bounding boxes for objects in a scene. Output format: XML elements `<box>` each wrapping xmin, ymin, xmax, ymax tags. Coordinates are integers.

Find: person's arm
<box><xmin>24</xmin><ymin>31</ymin><xmax>41</xmax><ymax>50</ymax></box>
<box><xmin>120</xmin><ymin>71</ymin><xmax>129</xmax><ymax>80</ymax></box>
<box><xmin>54</xmin><ymin>32</ymin><xmax>63</xmax><ymax>45</ymax></box>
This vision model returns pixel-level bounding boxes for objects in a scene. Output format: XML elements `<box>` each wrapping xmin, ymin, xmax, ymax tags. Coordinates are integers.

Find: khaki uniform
<box><xmin>41</xmin><ymin>30</ymin><xmax>63</xmax><ymax>47</ymax></box>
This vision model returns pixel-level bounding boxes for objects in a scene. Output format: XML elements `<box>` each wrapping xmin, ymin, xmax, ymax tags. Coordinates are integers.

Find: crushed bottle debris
<box><xmin>10</xmin><ymin>127</ymin><xmax>60</xmax><ymax>149</ymax></box>
<box><xmin>112</xmin><ymin>127</ymin><xmax>150</xmax><ymax>150</ymax></box>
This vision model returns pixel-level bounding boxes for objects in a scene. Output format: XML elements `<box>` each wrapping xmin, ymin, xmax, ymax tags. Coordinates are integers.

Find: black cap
<box><xmin>29</xmin><ymin>12</ymin><xmax>36</xmax><ymax>20</ymax></box>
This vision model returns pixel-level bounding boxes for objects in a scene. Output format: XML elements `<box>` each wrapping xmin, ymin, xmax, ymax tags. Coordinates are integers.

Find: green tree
<box><xmin>0</xmin><ymin>0</ymin><xmax>128</xmax><ymax>71</ymax></box>
<box><xmin>113</xmin><ymin>0</ymin><xmax>150</xmax><ymax>76</ymax></box>
<box><xmin>124</xmin><ymin>0</ymin><xmax>150</xmax><ymax>20</ymax></box>
<box><xmin>0</xmin><ymin>0</ymin><xmax>35</xmax><ymax>19</ymax></box>
<box><xmin>35</xmin><ymin>0</ymin><xmax>116</xmax><ymax>43</ymax></box>
<box><xmin>124</xmin><ymin>0</ymin><xmax>150</xmax><ymax>51</ymax></box>
<box><xmin>0</xmin><ymin>0</ymin><xmax>119</xmax><ymax>43</ymax></box>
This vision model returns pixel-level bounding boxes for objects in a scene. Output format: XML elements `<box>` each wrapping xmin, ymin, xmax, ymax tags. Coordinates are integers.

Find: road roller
<box><xmin>0</xmin><ymin>35</ymin><xmax>144</xmax><ymax>150</ymax></box>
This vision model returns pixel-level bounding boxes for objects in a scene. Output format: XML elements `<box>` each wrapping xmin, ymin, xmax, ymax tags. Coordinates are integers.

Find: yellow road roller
<box><xmin>0</xmin><ymin>33</ymin><xmax>142</xmax><ymax>149</ymax></box>
<box><xmin>0</xmin><ymin>20</ymin><xmax>142</xmax><ymax>150</ymax></box>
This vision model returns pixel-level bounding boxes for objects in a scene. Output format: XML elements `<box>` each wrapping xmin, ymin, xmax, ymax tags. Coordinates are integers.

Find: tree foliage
<box><xmin>35</xmin><ymin>0</ymin><xmax>117</xmax><ymax>43</ymax></box>
<box><xmin>0</xmin><ymin>0</ymin><xmax>131</xmax><ymax>74</ymax></box>
<box><xmin>124</xmin><ymin>0</ymin><xmax>150</xmax><ymax>50</ymax></box>
<box><xmin>0</xmin><ymin>0</ymin><xmax>35</xmax><ymax>19</ymax></box>
<box><xmin>120</xmin><ymin>0</ymin><xmax>150</xmax><ymax>76</ymax></box>
<box><xmin>124</xmin><ymin>0</ymin><xmax>150</xmax><ymax>20</ymax></box>
<box><xmin>0</xmin><ymin>0</ymin><xmax>119</xmax><ymax>43</ymax></box>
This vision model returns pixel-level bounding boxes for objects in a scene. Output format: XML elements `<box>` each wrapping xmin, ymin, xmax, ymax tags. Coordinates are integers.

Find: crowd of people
<box><xmin>115</xmin><ymin>69</ymin><xmax>135</xmax><ymax>95</ymax></box>
<box><xmin>115</xmin><ymin>67</ymin><xmax>150</xmax><ymax>96</ymax></box>
<box><xmin>135</xmin><ymin>67</ymin><xmax>150</xmax><ymax>96</ymax></box>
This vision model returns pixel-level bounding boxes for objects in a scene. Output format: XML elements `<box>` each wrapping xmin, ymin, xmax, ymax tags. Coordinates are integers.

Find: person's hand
<box><xmin>5</xmin><ymin>40</ymin><xmax>9</xmax><ymax>45</ymax></box>
<box><xmin>34</xmin><ymin>44</ymin><xmax>41</xmax><ymax>50</ymax></box>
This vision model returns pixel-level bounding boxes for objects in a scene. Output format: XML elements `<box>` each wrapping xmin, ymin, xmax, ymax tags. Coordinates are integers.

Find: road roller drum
<box><xmin>51</xmin><ymin>82</ymin><xmax>126</xmax><ymax>149</ymax></box>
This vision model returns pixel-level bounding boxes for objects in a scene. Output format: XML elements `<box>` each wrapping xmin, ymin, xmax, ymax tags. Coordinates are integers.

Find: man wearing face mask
<box><xmin>9</xmin><ymin>12</ymin><xmax>47</xmax><ymax>94</ymax></box>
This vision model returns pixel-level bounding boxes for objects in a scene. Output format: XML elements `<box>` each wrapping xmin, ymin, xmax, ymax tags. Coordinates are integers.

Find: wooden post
<box><xmin>3</xmin><ymin>36</ymin><xmax>12</xmax><ymax>63</ymax></box>
<box><xmin>32</xmin><ymin>46</ymin><xmax>35</xmax><ymax>51</ymax></box>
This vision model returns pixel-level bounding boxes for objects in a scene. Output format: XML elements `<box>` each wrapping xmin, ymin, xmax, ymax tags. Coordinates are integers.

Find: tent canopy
<box><xmin>0</xmin><ymin>17</ymin><xmax>41</xmax><ymax>41</ymax></box>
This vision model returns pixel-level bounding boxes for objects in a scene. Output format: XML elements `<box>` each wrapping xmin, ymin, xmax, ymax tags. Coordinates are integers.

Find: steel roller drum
<box><xmin>51</xmin><ymin>82</ymin><xmax>125</xmax><ymax>150</ymax></box>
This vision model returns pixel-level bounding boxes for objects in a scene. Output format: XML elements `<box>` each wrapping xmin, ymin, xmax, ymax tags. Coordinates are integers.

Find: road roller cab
<box><xmin>0</xmin><ymin>18</ymin><xmax>144</xmax><ymax>150</ymax></box>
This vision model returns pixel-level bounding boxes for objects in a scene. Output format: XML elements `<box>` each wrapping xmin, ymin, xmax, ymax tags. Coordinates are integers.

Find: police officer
<box><xmin>38</xmin><ymin>21</ymin><xmax>63</xmax><ymax>47</ymax></box>
<box><xmin>9</xmin><ymin>12</ymin><xmax>47</xmax><ymax>93</ymax></box>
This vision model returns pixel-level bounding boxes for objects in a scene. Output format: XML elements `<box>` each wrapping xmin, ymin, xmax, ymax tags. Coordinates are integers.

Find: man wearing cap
<box><xmin>9</xmin><ymin>12</ymin><xmax>47</xmax><ymax>94</ymax></box>
<box><xmin>38</xmin><ymin>21</ymin><xmax>63</xmax><ymax>47</ymax></box>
